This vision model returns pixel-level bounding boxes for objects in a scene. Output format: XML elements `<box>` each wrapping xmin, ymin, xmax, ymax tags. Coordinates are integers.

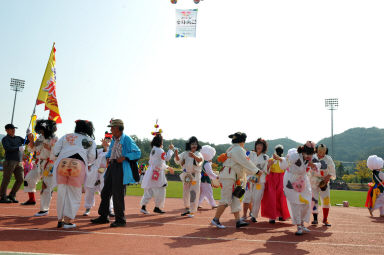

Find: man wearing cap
<box><xmin>0</xmin><ymin>124</ymin><xmax>29</xmax><ymax>203</ymax></box>
<box><xmin>91</xmin><ymin>119</ymin><xmax>141</xmax><ymax>227</ymax></box>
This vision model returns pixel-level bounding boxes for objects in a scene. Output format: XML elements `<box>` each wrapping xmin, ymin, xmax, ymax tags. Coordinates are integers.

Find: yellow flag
<box><xmin>36</xmin><ymin>44</ymin><xmax>62</xmax><ymax>123</ymax></box>
<box><xmin>28</xmin><ymin>114</ymin><xmax>37</xmax><ymax>163</ymax></box>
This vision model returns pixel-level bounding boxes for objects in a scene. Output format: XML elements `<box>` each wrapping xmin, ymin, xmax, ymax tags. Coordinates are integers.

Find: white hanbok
<box><xmin>198</xmin><ymin>161</ymin><xmax>218</xmax><ymax>207</ymax></box>
<box><xmin>243</xmin><ymin>152</ymin><xmax>269</xmax><ymax>218</ymax></box>
<box><xmin>26</xmin><ymin>135</ymin><xmax>58</xmax><ymax>212</ymax></box>
<box><xmin>53</xmin><ymin>133</ymin><xmax>96</xmax><ymax>220</ymax></box>
<box><xmin>219</xmin><ymin>144</ymin><xmax>260</xmax><ymax>213</ymax></box>
<box><xmin>310</xmin><ymin>154</ymin><xmax>336</xmax><ymax>213</ymax></box>
<box><xmin>140</xmin><ymin>147</ymin><xmax>174</xmax><ymax>209</ymax></box>
<box><xmin>175</xmin><ymin>150</ymin><xmax>203</xmax><ymax>213</ymax></box>
<box><xmin>84</xmin><ymin>148</ymin><xmax>113</xmax><ymax>211</ymax></box>
<box><xmin>280</xmin><ymin>151</ymin><xmax>321</xmax><ymax>225</ymax></box>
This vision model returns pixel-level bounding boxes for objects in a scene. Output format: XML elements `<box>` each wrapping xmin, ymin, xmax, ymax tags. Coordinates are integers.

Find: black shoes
<box><xmin>269</xmin><ymin>219</ymin><xmax>276</xmax><ymax>224</ymax></box>
<box><xmin>91</xmin><ymin>216</ymin><xmax>110</xmax><ymax>224</ymax></box>
<box><xmin>0</xmin><ymin>197</ymin><xmax>12</xmax><ymax>203</ymax></box>
<box><xmin>251</xmin><ymin>217</ymin><xmax>257</xmax><ymax>223</ymax></box>
<box><xmin>154</xmin><ymin>207</ymin><xmax>165</xmax><ymax>214</ymax></box>
<box><xmin>57</xmin><ymin>221</ymin><xmax>64</xmax><ymax>228</ymax></box>
<box><xmin>311</xmin><ymin>220</ymin><xmax>318</xmax><ymax>225</ymax></box>
<box><xmin>21</xmin><ymin>200</ymin><xmax>36</xmax><ymax>205</ymax></box>
<box><xmin>181</xmin><ymin>210</ymin><xmax>190</xmax><ymax>216</ymax></box>
<box><xmin>110</xmin><ymin>221</ymin><xmax>126</xmax><ymax>227</ymax></box>
<box><xmin>236</xmin><ymin>220</ymin><xmax>249</xmax><ymax>228</ymax></box>
<box><xmin>7</xmin><ymin>195</ymin><xmax>18</xmax><ymax>203</ymax></box>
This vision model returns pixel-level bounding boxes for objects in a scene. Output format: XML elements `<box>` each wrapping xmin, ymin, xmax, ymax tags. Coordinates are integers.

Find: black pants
<box><xmin>98</xmin><ymin>161</ymin><xmax>126</xmax><ymax>223</ymax></box>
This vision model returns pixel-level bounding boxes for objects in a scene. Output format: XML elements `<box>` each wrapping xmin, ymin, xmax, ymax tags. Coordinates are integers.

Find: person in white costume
<box><xmin>211</xmin><ymin>132</ymin><xmax>261</xmax><ymax>229</ymax></box>
<box><xmin>53</xmin><ymin>120</ymin><xmax>96</xmax><ymax>229</ymax></box>
<box><xmin>366</xmin><ymin>155</ymin><xmax>384</xmax><ymax>217</ymax></box>
<box><xmin>310</xmin><ymin>144</ymin><xmax>336</xmax><ymax>226</ymax></box>
<box><xmin>198</xmin><ymin>145</ymin><xmax>218</xmax><ymax>209</ymax></box>
<box><xmin>174</xmin><ymin>136</ymin><xmax>204</xmax><ymax>217</ymax></box>
<box><xmin>24</xmin><ymin>120</ymin><xmax>58</xmax><ymax>218</ymax></box>
<box><xmin>242</xmin><ymin>138</ymin><xmax>269</xmax><ymax>223</ymax></box>
<box><xmin>140</xmin><ymin>130</ymin><xmax>174</xmax><ymax>214</ymax></box>
<box><xmin>83</xmin><ymin>133</ymin><xmax>114</xmax><ymax>216</ymax></box>
<box><xmin>277</xmin><ymin>141</ymin><xmax>324</xmax><ymax>235</ymax></box>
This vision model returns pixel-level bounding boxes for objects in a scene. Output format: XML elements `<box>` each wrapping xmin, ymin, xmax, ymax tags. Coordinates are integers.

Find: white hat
<box><xmin>367</xmin><ymin>155</ymin><xmax>384</xmax><ymax>170</ymax></box>
<box><xmin>201</xmin><ymin>145</ymin><xmax>216</xmax><ymax>161</ymax></box>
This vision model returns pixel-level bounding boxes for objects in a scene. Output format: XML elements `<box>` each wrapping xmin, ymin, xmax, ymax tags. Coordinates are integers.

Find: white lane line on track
<box><xmin>0</xmin><ymin>226</ymin><xmax>383</xmax><ymax>249</ymax></box>
<box><xmin>0</xmin><ymin>251</ymin><xmax>68</xmax><ymax>255</ymax></box>
<box><xmin>2</xmin><ymin>206</ymin><xmax>383</xmax><ymax>225</ymax></box>
<box><xmin>0</xmin><ymin>214</ymin><xmax>383</xmax><ymax>236</ymax></box>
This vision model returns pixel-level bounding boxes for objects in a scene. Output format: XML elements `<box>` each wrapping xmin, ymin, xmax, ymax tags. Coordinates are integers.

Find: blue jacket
<box><xmin>106</xmin><ymin>133</ymin><xmax>141</xmax><ymax>185</ymax></box>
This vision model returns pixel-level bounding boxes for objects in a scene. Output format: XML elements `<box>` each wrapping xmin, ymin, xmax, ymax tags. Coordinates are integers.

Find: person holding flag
<box><xmin>23</xmin><ymin>120</ymin><xmax>58</xmax><ymax>218</ymax></box>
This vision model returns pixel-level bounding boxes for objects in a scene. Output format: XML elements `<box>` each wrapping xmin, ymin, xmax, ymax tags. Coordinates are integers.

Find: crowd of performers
<box><xmin>1</xmin><ymin>119</ymin><xmax>383</xmax><ymax>235</ymax></box>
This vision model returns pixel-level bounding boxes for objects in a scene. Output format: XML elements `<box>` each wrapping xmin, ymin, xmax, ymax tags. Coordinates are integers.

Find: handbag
<box><xmin>232</xmin><ymin>185</ymin><xmax>245</xmax><ymax>198</ymax></box>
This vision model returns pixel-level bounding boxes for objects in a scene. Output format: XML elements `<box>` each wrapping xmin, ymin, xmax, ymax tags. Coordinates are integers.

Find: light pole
<box><xmin>10</xmin><ymin>78</ymin><xmax>25</xmax><ymax>124</ymax></box>
<box><xmin>325</xmin><ymin>98</ymin><xmax>338</xmax><ymax>159</ymax></box>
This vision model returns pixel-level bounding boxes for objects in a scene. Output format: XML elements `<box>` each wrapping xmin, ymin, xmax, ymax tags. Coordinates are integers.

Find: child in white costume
<box><xmin>366</xmin><ymin>155</ymin><xmax>384</xmax><ymax>217</ymax></box>
<box><xmin>211</xmin><ymin>132</ymin><xmax>261</xmax><ymax>229</ymax></box>
<box><xmin>242</xmin><ymin>138</ymin><xmax>269</xmax><ymax>223</ymax></box>
<box><xmin>83</xmin><ymin>135</ymin><xmax>114</xmax><ymax>216</ymax></box>
<box><xmin>310</xmin><ymin>144</ymin><xmax>336</xmax><ymax>226</ymax></box>
<box><xmin>174</xmin><ymin>136</ymin><xmax>204</xmax><ymax>217</ymax></box>
<box><xmin>278</xmin><ymin>142</ymin><xmax>323</xmax><ymax>235</ymax></box>
<box><xmin>140</xmin><ymin>132</ymin><xmax>174</xmax><ymax>214</ymax></box>
<box><xmin>24</xmin><ymin>120</ymin><xmax>58</xmax><ymax>217</ymax></box>
<box><xmin>53</xmin><ymin>120</ymin><xmax>96</xmax><ymax>229</ymax></box>
<box><xmin>198</xmin><ymin>145</ymin><xmax>218</xmax><ymax>209</ymax></box>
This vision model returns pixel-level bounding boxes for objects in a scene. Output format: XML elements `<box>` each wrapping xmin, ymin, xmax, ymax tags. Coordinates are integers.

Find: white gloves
<box><xmin>19</xmin><ymin>146</ymin><xmax>25</xmax><ymax>152</ymax></box>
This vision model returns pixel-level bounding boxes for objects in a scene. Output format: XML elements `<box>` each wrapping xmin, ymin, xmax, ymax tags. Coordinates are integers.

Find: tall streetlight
<box><xmin>325</xmin><ymin>98</ymin><xmax>338</xmax><ymax>158</ymax></box>
<box><xmin>10</xmin><ymin>78</ymin><xmax>25</xmax><ymax>124</ymax></box>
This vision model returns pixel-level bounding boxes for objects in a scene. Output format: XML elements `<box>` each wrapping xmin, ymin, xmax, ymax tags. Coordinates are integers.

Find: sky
<box><xmin>0</xmin><ymin>0</ymin><xmax>383</xmax><ymax>145</ymax></box>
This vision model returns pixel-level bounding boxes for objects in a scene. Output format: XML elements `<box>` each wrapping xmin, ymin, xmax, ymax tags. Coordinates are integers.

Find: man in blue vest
<box><xmin>91</xmin><ymin>119</ymin><xmax>141</xmax><ymax>227</ymax></box>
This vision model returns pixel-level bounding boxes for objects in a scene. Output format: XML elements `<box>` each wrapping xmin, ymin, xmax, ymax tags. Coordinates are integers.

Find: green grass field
<box><xmin>0</xmin><ymin>172</ymin><xmax>367</xmax><ymax>207</ymax></box>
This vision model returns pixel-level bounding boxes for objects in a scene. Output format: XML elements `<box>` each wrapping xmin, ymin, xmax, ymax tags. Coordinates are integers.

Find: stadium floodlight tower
<box><xmin>10</xmin><ymin>78</ymin><xmax>25</xmax><ymax>124</ymax></box>
<box><xmin>325</xmin><ymin>98</ymin><xmax>338</xmax><ymax>159</ymax></box>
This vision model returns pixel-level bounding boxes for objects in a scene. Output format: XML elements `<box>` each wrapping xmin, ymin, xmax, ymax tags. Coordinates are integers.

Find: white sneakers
<box><xmin>140</xmin><ymin>208</ymin><xmax>150</xmax><ymax>215</ymax></box>
<box><xmin>295</xmin><ymin>226</ymin><xmax>303</xmax><ymax>235</ymax></box>
<box><xmin>83</xmin><ymin>208</ymin><xmax>91</xmax><ymax>216</ymax></box>
<box><xmin>34</xmin><ymin>211</ymin><xmax>48</xmax><ymax>217</ymax></box>
<box><xmin>295</xmin><ymin>225</ymin><xmax>310</xmax><ymax>235</ymax></box>
<box><xmin>63</xmin><ymin>223</ymin><xmax>76</xmax><ymax>229</ymax></box>
<box><xmin>211</xmin><ymin>219</ymin><xmax>226</xmax><ymax>229</ymax></box>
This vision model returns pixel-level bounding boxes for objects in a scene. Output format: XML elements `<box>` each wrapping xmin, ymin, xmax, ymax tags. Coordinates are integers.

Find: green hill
<box><xmin>318</xmin><ymin>127</ymin><xmax>384</xmax><ymax>162</ymax></box>
<box><xmin>2</xmin><ymin>127</ymin><xmax>384</xmax><ymax>163</ymax></box>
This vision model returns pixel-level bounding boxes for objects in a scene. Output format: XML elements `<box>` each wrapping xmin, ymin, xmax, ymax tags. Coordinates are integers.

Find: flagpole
<box><xmin>24</xmin><ymin>42</ymin><xmax>55</xmax><ymax>143</ymax></box>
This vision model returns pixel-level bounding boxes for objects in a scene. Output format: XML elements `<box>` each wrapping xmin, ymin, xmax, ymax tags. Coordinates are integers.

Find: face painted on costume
<box><xmin>317</xmin><ymin>149</ymin><xmax>326</xmax><ymax>158</ymax></box>
<box><xmin>57</xmin><ymin>158</ymin><xmax>82</xmax><ymax>177</ymax></box>
<box><xmin>190</xmin><ymin>142</ymin><xmax>198</xmax><ymax>152</ymax></box>
<box><xmin>256</xmin><ymin>144</ymin><xmax>263</xmax><ymax>154</ymax></box>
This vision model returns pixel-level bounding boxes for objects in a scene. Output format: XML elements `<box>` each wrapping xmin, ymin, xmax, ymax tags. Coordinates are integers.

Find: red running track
<box><xmin>0</xmin><ymin>191</ymin><xmax>384</xmax><ymax>255</ymax></box>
